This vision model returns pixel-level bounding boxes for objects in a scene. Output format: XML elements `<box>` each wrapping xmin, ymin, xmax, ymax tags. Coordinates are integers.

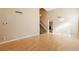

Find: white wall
<box><xmin>77</xmin><ymin>9</ymin><xmax>79</xmax><ymax>35</ymax></box>
<box><xmin>0</xmin><ymin>8</ymin><xmax>39</xmax><ymax>40</ymax></box>
<box><xmin>46</xmin><ymin>8</ymin><xmax>79</xmax><ymax>36</ymax></box>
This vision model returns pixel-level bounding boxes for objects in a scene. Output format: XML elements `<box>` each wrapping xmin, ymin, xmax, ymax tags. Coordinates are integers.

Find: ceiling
<box><xmin>44</xmin><ymin>8</ymin><xmax>56</xmax><ymax>11</ymax></box>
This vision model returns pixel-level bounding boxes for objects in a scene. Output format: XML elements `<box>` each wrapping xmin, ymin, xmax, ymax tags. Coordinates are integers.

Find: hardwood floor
<box><xmin>0</xmin><ymin>33</ymin><xmax>79</xmax><ymax>51</ymax></box>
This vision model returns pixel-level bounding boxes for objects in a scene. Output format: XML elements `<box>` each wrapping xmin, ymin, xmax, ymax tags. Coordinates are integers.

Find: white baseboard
<box><xmin>52</xmin><ymin>33</ymin><xmax>71</xmax><ymax>37</ymax></box>
<box><xmin>0</xmin><ymin>33</ymin><xmax>39</xmax><ymax>45</ymax></box>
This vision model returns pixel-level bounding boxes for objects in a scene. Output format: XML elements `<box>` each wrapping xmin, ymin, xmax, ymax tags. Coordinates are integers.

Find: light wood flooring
<box><xmin>0</xmin><ymin>33</ymin><xmax>79</xmax><ymax>51</ymax></box>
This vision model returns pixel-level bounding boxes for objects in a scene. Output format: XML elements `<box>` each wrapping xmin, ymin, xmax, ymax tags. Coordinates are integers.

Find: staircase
<box><xmin>40</xmin><ymin>25</ymin><xmax>47</xmax><ymax>34</ymax></box>
<box><xmin>40</xmin><ymin>8</ymin><xmax>47</xmax><ymax>34</ymax></box>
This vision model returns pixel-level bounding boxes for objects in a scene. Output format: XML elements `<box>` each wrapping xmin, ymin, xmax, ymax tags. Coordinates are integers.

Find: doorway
<box><xmin>49</xmin><ymin>21</ymin><xmax>53</xmax><ymax>33</ymax></box>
